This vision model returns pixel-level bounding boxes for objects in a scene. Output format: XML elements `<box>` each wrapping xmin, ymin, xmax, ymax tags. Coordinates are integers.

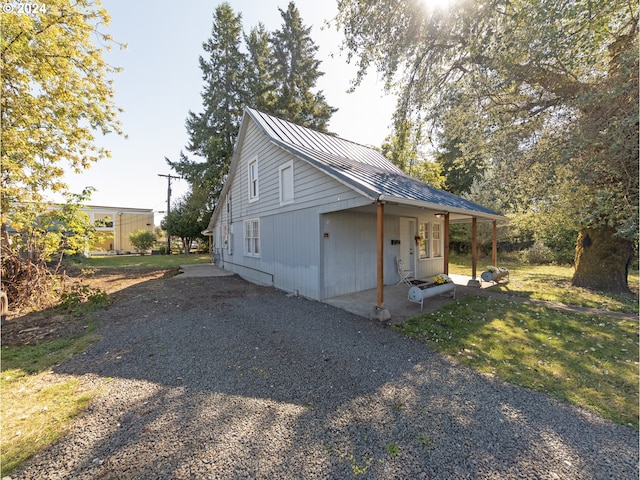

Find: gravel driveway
<box><xmin>9</xmin><ymin>274</ymin><xmax>638</xmax><ymax>479</ymax></box>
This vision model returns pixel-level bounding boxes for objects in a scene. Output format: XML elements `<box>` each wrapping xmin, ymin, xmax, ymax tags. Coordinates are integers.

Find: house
<box><xmin>204</xmin><ymin>107</ymin><xmax>506</xmax><ymax>308</ymax></box>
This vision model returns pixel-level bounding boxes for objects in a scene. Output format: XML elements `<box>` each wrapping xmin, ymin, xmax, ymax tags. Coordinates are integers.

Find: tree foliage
<box><xmin>129</xmin><ymin>229</ymin><xmax>156</xmax><ymax>254</ymax></box>
<box><xmin>169</xmin><ymin>1</ymin><xmax>335</xmax><ymax>230</ymax></box>
<box><xmin>336</xmin><ymin>0</ymin><xmax>638</xmax><ymax>291</ymax></box>
<box><xmin>381</xmin><ymin>119</ymin><xmax>445</xmax><ymax>188</ymax></box>
<box><xmin>1</xmin><ymin>189</ymin><xmax>98</xmax><ymax>311</ymax></box>
<box><xmin>270</xmin><ymin>2</ymin><xmax>336</xmax><ymax>131</ymax></box>
<box><xmin>1</xmin><ymin>0</ymin><xmax>123</xmax><ymax>217</ymax></box>
<box><xmin>167</xmin><ymin>3</ymin><xmax>246</xmax><ymax>214</ymax></box>
<box><xmin>161</xmin><ymin>191</ymin><xmax>209</xmax><ymax>255</ymax></box>
<box><xmin>245</xmin><ymin>23</ymin><xmax>276</xmax><ymax>112</ymax></box>
<box><xmin>1</xmin><ymin>0</ymin><xmax>123</xmax><ymax>310</ymax></box>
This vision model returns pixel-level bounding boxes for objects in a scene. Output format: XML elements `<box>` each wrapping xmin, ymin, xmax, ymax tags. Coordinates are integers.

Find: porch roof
<box><xmin>248</xmin><ymin>108</ymin><xmax>506</xmax><ymax>221</ymax></box>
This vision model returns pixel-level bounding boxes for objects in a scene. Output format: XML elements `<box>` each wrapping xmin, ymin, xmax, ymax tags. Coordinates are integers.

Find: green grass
<box><xmin>1</xmin><ymin>254</ymin><xmax>214</xmax><ymax>475</ymax></box>
<box><xmin>397</xmin><ymin>296</ymin><xmax>639</xmax><ymax>428</ymax></box>
<box><xmin>68</xmin><ymin>253</ymin><xmax>211</xmax><ymax>270</ymax></box>
<box><xmin>0</xmin><ymin>371</ymin><xmax>95</xmax><ymax>475</ymax></box>
<box><xmin>1</xmin><ymin>326</ymin><xmax>100</xmax><ymax>476</ymax></box>
<box><xmin>449</xmin><ymin>254</ymin><xmax>639</xmax><ymax>314</ymax></box>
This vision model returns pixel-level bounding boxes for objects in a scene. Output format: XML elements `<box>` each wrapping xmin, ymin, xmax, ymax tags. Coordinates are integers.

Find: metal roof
<box><xmin>246</xmin><ymin>108</ymin><xmax>504</xmax><ymax>219</ymax></box>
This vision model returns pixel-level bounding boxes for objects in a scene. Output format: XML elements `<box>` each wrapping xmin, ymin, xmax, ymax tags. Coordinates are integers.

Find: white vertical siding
<box><xmin>321</xmin><ymin>210</ymin><xmax>400</xmax><ymax>299</ymax></box>
<box><xmin>262</xmin><ymin>209</ymin><xmax>321</xmax><ymax>298</ymax></box>
<box><xmin>212</xmin><ymin>116</ymin><xmax>447</xmax><ymax>300</ymax></box>
<box><xmin>214</xmin><ymin>119</ymin><xmax>366</xmax><ymax>299</ymax></box>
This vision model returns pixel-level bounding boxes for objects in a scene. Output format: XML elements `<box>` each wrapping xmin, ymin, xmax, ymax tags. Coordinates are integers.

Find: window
<box><xmin>279</xmin><ymin>161</ymin><xmax>294</xmax><ymax>205</ymax></box>
<box><xmin>244</xmin><ymin>219</ymin><xmax>260</xmax><ymax>257</ymax></box>
<box><xmin>248</xmin><ymin>158</ymin><xmax>259</xmax><ymax>201</ymax></box>
<box><xmin>432</xmin><ymin>223</ymin><xmax>441</xmax><ymax>257</ymax></box>
<box><xmin>419</xmin><ymin>222</ymin><xmax>429</xmax><ymax>258</ymax></box>
<box><xmin>419</xmin><ymin>222</ymin><xmax>442</xmax><ymax>258</ymax></box>
<box><xmin>94</xmin><ymin>214</ymin><xmax>113</xmax><ymax>228</ymax></box>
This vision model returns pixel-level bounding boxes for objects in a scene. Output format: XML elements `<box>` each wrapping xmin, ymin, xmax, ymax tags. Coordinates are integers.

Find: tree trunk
<box><xmin>572</xmin><ymin>227</ymin><xmax>633</xmax><ymax>293</ymax></box>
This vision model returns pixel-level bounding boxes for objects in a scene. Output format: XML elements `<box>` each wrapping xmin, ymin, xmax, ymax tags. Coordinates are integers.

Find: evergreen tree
<box><xmin>168</xmin><ymin>3</ymin><xmax>247</xmax><ymax>210</ymax></box>
<box><xmin>245</xmin><ymin>23</ymin><xmax>276</xmax><ymax>112</ymax></box>
<box><xmin>270</xmin><ymin>2</ymin><xmax>335</xmax><ymax>131</ymax></box>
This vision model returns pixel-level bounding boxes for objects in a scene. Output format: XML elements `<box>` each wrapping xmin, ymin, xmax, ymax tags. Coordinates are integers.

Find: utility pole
<box><xmin>158</xmin><ymin>173</ymin><xmax>181</xmax><ymax>254</ymax></box>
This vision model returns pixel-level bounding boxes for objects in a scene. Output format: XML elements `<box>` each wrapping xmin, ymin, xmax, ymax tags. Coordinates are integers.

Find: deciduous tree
<box><xmin>1</xmin><ymin>0</ymin><xmax>122</xmax><ymax>309</ymax></box>
<box><xmin>1</xmin><ymin>0</ymin><xmax>122</xmax><ymax>222</ymax></box>
<box><xmin>337</xmin><ymin>0</ymin><xmax>638</xmax><ymax>292</ymax></box>
<box><xmin>161</xmin><ymin>191</ymin><xmax>209</xmax><ymax>255</ymax></box>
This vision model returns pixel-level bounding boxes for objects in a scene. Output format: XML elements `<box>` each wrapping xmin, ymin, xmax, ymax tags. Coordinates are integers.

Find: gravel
<box><xmin>7</xmin><ymin>274</ymin><xmax>638</xmax><ymax>479</ymax></box>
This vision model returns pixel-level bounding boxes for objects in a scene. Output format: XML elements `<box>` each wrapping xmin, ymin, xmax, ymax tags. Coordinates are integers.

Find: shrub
<box><xmin>522</xmin><ymin>242</ymin><xmax>555</xmax><ymax>264</ymax></box>
<box><xmin>129</xmin><ymin>230</ymin><xmax>156</xmax><ymax>254</ymax></box>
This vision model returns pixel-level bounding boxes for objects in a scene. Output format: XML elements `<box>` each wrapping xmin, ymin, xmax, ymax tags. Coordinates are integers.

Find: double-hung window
<box><xmin>432</xmin><ymin>223</ymin><xmax>441</xmax><ymax>257</ymax></box>
<box><xmin>248</xmin><ymin>158</ymin><xmax>259</xmax><ymax>201</ymax></box>
<box><xmin>244</xmin><ymin>219</ymin><xmax>260</xmax><ymax>257</ymax></box>
<box><xmin>279</xmin><ymin>161</ymin><xmax>294</xmax><ymax>205</ymax></box>
<box><xmin>419</xmin><ymin>222</ymin><xmax>429</xmax><ymax>258</ymax></box>
<box><xmin>419</xmin><ymin>222</ymin><xmax>442</xmax><ymax>258</ymax></box>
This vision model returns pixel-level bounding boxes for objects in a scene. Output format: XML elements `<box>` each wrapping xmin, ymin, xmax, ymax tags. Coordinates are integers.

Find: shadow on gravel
<box><xmin>13</xmin><ymin>275</ymin><xmax>638</xmax><ymax>479</ymax></box>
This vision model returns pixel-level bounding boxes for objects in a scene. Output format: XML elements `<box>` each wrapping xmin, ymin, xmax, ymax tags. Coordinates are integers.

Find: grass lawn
<box><xmin>69</xmin><ymin>253</ymin><xmax>211</xmax><ymax>270</ymax></box>
<box><xmin>448</xmin><ymin>254</ymin><xmax>639</xmax><ymax>314</ymax></box>
<box><xmin>398</xmin><ymin>255</ymin><xmax>639</xmax><ymax>428</ymax></box>
<box><xmin>1</xmin><ymin>329</ymin><xmax>101</xmax><ymax>476</ymax></box>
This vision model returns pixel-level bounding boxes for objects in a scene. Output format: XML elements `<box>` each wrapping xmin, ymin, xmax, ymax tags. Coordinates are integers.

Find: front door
<box><xmin>399</xmin><ymin>217</ymin><xmax>416</xmax><ymax>275</ymax></box>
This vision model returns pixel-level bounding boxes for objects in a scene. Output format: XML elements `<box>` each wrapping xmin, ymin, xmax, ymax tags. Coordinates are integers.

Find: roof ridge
<box><xmin>246</xmin><ymin>106</ymin><xmax>378</xmax><ymax>149</ymax></box>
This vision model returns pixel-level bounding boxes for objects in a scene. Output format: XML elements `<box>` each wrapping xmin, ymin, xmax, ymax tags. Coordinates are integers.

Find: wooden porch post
<box><xmin>443</xmin><ymin>213</ymin><xmax>450</xmax><ymax>275</ymax></box>
<box><xmin>492</xmin><ymin>220</ymin><xmax>497</xmax><ymax>266</ymax></box>
<box><xmin>371</xmin><ymin>200</ymin><xmax>391</xmax><ymax>322</ymax></box>
<box><xmin>471</xmin><ymin>216</ymin><xmax>477</xmax><ymax>280</ymax></box>
<box><xmin>376</xmin><ymin>201</ymin><xmax>384</xmax><ymax>307</ymax></box>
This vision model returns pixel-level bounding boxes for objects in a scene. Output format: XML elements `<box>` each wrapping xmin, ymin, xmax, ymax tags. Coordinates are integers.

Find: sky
<box><xmin>61</xmin><ymin>0</ymin><xmax>397</xmax><ymax>223</ymax></box>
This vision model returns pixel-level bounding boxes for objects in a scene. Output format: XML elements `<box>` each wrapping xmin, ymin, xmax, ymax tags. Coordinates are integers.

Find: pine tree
<box><xmin>270</xmin><ymin>2</ymin><xmax>335</xmax><ymax>131</ymax></box>
<box><xmin>168</xmin><ymin>3</ymin><xmax>247</xmax><ymax>209</ymax></box>
<box><xmin>245</xmin><ymin>23</ymin><xmax>276</xmax><ymax>112</ymax></box>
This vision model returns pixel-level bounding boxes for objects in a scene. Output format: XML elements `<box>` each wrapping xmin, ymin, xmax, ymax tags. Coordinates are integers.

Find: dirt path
<box><xmin>1</xmin><ymin>268</ymin><xmax>172</xmax><ymax>346</ymax></box>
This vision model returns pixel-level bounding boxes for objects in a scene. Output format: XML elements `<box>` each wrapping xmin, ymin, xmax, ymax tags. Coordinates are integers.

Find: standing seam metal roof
<box><xmin>246</xmin><ymin>108</ymin><xmax>503</xmax><ymax>218</ymax></box>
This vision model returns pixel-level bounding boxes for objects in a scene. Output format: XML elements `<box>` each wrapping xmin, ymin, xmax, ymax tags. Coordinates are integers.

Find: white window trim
<box><xmin>278</xmin><ymin>160</ymin><xmax>294</xmax><ymax>205</ymax></box>
<box><xmin>432</xmin><ymin>222</ymin><xmax>442</xmax><ymax>257</ymax></box>
<box><xmin>248</xmin><ymin>157</ymin><xmax>259</xmax><ymax>202</ymax></box>
<box><xmin>244</xmin><ymin>218</ymin><xmax>260</xmax><ymax>257</ymax></box>
<box><xmin>418</xmin><ymin>221</ymin><xmax>444</xmax><ymax>259</ymax></box>
<box><xmin>419</xmin><ymin>222</ymin><xmax>430</xmax><ymax>259</ymax></box>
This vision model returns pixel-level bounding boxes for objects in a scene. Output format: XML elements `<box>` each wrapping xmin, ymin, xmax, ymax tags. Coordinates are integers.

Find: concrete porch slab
<box><xmin>323</xmin><ymin>275</ymin><xmax>491</xmax><ymax>324</ymax></box>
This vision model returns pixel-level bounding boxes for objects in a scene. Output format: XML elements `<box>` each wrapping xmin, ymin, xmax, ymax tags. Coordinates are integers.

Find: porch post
<box><xmin>471</xmin><ymin>216</ymin><xmax>477</xmax><ymax>279</ymax></box>
<box><xmin>492</xmin><ymin>220</ymin><xmax>497</xmax><ymax>266</ymax></box>
<box><xmin>467</xmin><ymin>216</ymin><xmax>481</xmax><ymax>287</ymax></box>
<box><xmin>371</xmin><ymin>199</ymin><xmax>391</xmax><ymax>322</ymax></box>
<box><xmin>376</xmin><ymin>201</ymin><xmax>384</xmax><ymax>307</ymax></box>
<box><xmin>443</xmin><ymin>213</ymin><xmax>450</xmax><ymax>275</ymax></box>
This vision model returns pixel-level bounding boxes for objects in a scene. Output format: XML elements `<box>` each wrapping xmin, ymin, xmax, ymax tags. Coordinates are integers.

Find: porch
<box><xmin>324</xmin><ymin>274</ymin><xmax>493</xmax><ymax>324</ymax></box>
